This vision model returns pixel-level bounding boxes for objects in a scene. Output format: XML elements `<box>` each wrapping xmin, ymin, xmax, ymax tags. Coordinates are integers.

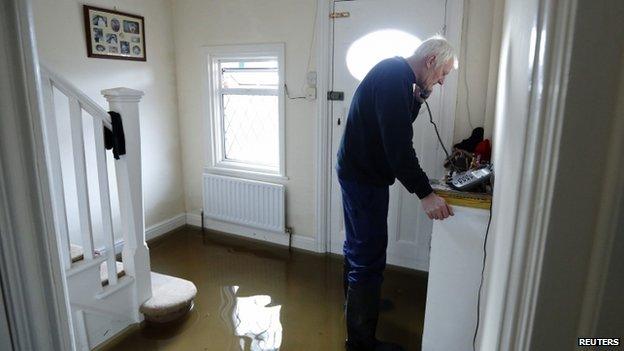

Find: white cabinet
<box><xmin>422</xmin><ymin>204</ymin><xmax>491</xmax><ymax>351</ymax></box>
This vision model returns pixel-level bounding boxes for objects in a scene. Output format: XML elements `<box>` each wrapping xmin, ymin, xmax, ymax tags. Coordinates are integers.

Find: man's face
<box><xmin>422</xmin><ymin>57</ymin><xmax>454</xmax><ymax>91</ymax></box>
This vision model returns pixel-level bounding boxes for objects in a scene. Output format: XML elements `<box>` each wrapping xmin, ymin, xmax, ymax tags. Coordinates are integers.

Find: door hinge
<box><xmin>330</xmin><ymin>11</ymin><xmax>350</xmax><ymax>19</ymax></box>
<box><xmin>327</xmin><ymin>91</ymin><xmax>344</xmax><ymax>101</ymax></box>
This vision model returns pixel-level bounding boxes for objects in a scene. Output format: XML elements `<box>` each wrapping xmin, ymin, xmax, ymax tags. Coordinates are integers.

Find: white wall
<box><xmin>171</xmin><ymin>0</ymin><xmax>499</xmax><ymax>239</ymax></box>
<box><xmin>454</xmin><ymin>0</ymin><xmax>503</xmax><ymax>143</ymax></box>
<box><xmin>171</xmin><ymin>0</ymin><xmax>318</xmax><ymax>238</ymax></box>
<box><xmin>32</xmin><ymin>0</ymin><xmax>185</xmax><ymax>243</ymax></box>
<box><xmin>31</xmin><ymin>0</ymin><xmax>500</xmax><ymax>244</ymax></box>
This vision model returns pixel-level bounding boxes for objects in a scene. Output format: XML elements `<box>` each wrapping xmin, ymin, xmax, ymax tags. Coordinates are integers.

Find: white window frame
<box><xmin>201</xmin><ymin>43</ymin><xmax>287</xmax><ymax>180</ymax></box>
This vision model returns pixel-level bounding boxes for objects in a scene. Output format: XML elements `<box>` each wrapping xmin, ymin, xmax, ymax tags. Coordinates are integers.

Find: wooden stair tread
<box><xmin>70</xmin><ymin>244</ymin><xmax>84</xmax><ymax>262</ymax></box>
<box><xmin>71</xmin><ymin>244</ymin><xmax>124</xmax><ymax>285</ymax></box>
<box><xmin>70</xmin><ymin>243</ymin><xmax>103</xmax><ymax>263</ymax></box>
<box><xmin>100</xmin><ymin>261</ymin><xmax>125</xmax><ymax>286</ymax></box>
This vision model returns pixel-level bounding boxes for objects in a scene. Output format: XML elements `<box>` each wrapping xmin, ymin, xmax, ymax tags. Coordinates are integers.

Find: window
<box><xmin>203</xmin><ymin>44</ymin><xmax>286</xmax><ymax>178</ymax></box>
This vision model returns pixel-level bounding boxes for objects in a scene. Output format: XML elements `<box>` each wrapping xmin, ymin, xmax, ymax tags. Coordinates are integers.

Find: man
<box><xmin>337</xmin><ymin>35</ymin><xmax>457</xmax><ymax>351</ymax></box>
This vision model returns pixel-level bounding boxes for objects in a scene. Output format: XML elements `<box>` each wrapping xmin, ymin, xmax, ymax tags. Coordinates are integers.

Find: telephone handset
<box><xmin>412</xmin><ymin>84</ymin><xmax>432</xmax><ymax>120</ymax></box>
<box><xmin>413</xmin><ymin>83</ymin><xmax>432</xmax><ymax>101</ymax></box>
<box><xmin>448</xmin><ymin>165</ymin><xmax>493</xmax><ymax>191</ymax></box>
<box><xmin>419</xmin><ymin>88</ymin><xmax>432</xmax><ymax>100</ymax></box>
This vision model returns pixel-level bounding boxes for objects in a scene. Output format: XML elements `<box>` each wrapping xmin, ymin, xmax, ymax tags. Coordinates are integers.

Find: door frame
<box><xmin>0</xmin><ymin>0</ymin><xmax>74</xmax><ymax>349</ymax></box>
<box><xmin>479</xmin><ymin>0</ymin><xmax>624</xmax><ymax>348</ymax></box>
<box><xmin>314</xmin><ymin>0</ymin><xmax>465</xmax><ymax>254</ymax></box>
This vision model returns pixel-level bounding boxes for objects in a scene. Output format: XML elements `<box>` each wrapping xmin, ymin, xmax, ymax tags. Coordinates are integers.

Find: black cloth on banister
<box><xmin>103</xmin><ymin>111</ymin><xmax>126</xmax><ymax>159</ymax></box>
<box><xmin>336</xmin><ymin>56</ymin><xmax>433</xmax><ymax>199</ymax></box>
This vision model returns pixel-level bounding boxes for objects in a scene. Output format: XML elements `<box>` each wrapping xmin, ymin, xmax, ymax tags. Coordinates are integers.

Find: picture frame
<box><xmin>83</xmin><ymin>5</ymin><xmax>146</xmax><ymax>61</ymax></box>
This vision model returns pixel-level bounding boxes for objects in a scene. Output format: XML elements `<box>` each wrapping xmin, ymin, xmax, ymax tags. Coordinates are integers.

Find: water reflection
<box><xmin>223</xmin><ymin>286</ymin><xmax>283</xmax><ymax>351</ymax></box>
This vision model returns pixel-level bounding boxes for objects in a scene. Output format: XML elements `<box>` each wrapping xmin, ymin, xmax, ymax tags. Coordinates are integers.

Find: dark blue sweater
<box><xmin>336</xmin><ymin>57</ymin><xmax>433</xmax><ymax>199</ymax></box>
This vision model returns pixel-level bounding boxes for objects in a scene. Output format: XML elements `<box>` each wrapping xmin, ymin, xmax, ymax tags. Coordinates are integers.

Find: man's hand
<box><xmin>421</xmin><ymin>192</ymin><xmax>454</xmax><ymax>220</ymax></box>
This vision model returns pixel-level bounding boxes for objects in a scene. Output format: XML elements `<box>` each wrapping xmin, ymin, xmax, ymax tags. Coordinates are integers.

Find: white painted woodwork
<box><xmin>201</xmin><ymin>43</ymin><xmax>287</xmax><ymax>179</ymax></box>
<box><xmin>73</xmin><ymin>309</ymin><xmax>89</xmax><ymax>351</ymax></box>
<box><xmin>41</xmin><ymin>66</ymin><xmax>112</xmax><ymax>130</ymax></box>
<box><xmin>41</xmin><ymin>74</ymin><xmax>73</xmax><ymax>270</ymax></box>
<box><xmin>314</xmin><ymin>0</ymin><xmax>332</xmax><ymax>253</ymax></box>
<box><xmin>0</xmin><ymin>0</ymin><xmax>74</xmax><ymax>349</ymax></box>
<box><xmin>93</xmin><ymin>119</ymin><xmax>118</xmax><ymax>286</ymax></box>
<box><xmin>203</xmin><ymin>173</ymin><xmax>285</xmax><ymax>233</ymax></box>
<box><xmin>327</xmin><ymin>0</ymin><xmax>463</xmax><ymax>271</ymax></box>
<box><xmin>0</xmin><ymin>288</ymin><xmax>12</xmax><ymax>351</ymax></box>
<box><xmin>102</xmin><ymin>87</ymin><xmax>152</xmax><ymax>320</ymax></box>
<box><xmin>480</xmin><ymin>0</ymin><xmax>624</xmax><ymax>350</ymax></box>
<box><xmin>422</xmin><ymin>206</ymin><xmax>491</xmax><ymax>351</ymax></box>
<box><xmin>69</xmin><ymin>97</ymin><xmax>95</xmax><ymax>261</ymax></box>
<box><xmin>40</xmin><ymin>66</ymin><xmax>152</xmax><ymax>347</ymax></box>
<box><xmin>66</xmin><ymin>258</ymin><xmax>136</xmax><ymax>350</ymax></box>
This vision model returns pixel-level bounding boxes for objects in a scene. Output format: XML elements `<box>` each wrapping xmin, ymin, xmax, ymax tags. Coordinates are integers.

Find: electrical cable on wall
<box><xmin>461</xmin><ymin>0</ymin><xmax>475</xmax><ymax>130</ymax></box>
<box><xmin>424</xmin><ymin>100</ymin><xmax>458</xmax><ymax>173</ymax></box>
<box><xmin>302</xmin><ymin>0</ymin><xmax>318</xmax><ymax>90</ymax></box>
<box><xmin>285</xmin><ymin>0</ymin><xmax>318</xmax><ymax>101</ymax></box>
<box><xmin>473</xmin><ymin>200</ymin><xmax>493</xmax><ymax>351</ymax></box>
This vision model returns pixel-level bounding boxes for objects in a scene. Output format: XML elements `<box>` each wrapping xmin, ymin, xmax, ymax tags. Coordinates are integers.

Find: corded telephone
<box><xmin>448</xmin><ymin>165</ymin><xmax>493</xmax><ymax>191</ymax></box>
<box><xmin>419</xmin><ymin>88</ymin><xmax>493</xmax><ymax>193</ymax></box>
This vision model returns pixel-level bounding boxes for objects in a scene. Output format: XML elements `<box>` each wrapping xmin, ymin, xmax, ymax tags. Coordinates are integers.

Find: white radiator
<box><xmin>203</xmin><ymin>174</ymin><xmax>285</xmax><ymax>233</ymax></box>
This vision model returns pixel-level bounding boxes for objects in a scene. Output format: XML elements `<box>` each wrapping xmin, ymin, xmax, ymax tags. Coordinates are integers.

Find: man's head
<box><xmin>408</xmin><ymin>35</ymin><xmax>457</xmax><ymax>92</ymax></box>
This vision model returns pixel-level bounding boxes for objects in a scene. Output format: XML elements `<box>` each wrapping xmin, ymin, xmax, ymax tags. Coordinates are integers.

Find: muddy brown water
<box><xmin>100</xmin><ymin>226</ymin><xmax>427</xmax><ymax>351</ymax></box>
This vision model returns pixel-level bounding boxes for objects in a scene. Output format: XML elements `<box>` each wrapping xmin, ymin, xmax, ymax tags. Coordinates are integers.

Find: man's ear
<box><xmin>426</xmin><ymin>55</ymin><xmax>437</xmax><ymax>69</ymax></box>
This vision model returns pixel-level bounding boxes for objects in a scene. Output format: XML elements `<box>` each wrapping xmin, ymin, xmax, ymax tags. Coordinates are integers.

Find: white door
<box><xmin>329</xmin><ymin>0</ymin><xmax>453</xmax><ymax>271</ymax></box>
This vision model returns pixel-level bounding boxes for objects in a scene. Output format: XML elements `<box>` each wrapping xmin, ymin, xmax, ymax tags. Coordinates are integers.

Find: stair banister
<box><xmin>40</xmin><ymin>66</ymin><xmax>112</xmax><ymax>130</ymax></box>
<box><xmin>101</xmin><ymin>88</ymin><xmax>152</xmax><ymax>321</ymax></box>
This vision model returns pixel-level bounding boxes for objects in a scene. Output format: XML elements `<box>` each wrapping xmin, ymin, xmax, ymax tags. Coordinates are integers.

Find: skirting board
<box><xmin>145</xmin><ymin>213</ymin><xmax>187</xmax><ymax>241</ymax></box>
<box><xmin>186</xmin><ymin>212</ymin><xmax>320</xmax><ymax>253</ymax></box>
<box><xmin>101</xmin><ymin>213</ymin><xmax>188</xmax><ymax>255</ymax></box>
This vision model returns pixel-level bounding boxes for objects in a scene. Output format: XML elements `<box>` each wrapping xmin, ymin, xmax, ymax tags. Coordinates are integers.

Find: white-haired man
<box><xmin>336</xmin><ymin>36</ymin><xmax>457</xmax><ymax>351</ymax></box>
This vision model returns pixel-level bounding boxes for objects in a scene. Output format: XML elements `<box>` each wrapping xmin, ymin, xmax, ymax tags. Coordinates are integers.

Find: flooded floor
<box><xmin>102</xmin><ymin>226</ymin><xmax>428</xmax><ymax>351</ymax></box>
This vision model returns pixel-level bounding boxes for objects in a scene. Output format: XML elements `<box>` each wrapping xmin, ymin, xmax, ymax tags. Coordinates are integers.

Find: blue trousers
<box><xmin>340</xmin><ymin>177</ymin><xmax>389</xmax><ymax>289</ymax></box>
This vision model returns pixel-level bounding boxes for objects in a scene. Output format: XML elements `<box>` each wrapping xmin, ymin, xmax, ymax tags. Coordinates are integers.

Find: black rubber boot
<box><xmin>372</xmin><ymin>341</ymin><xmax>405</xmax><ymax>351</ymax></box>
<box><xmin>345</xmin><ymin>282</ymin><xmax>404</xmax><ymax>351</ymax></box>
<box><xmin>343</xmin><ymin>260</ymin><xmax>350</xmax><ymax>301</ymax></box>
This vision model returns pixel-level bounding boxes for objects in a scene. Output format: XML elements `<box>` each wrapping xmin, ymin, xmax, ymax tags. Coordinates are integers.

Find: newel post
<box><xmin>101</xmin><ymin>88</ymin><xmax>151</xmax><ymax>319</ymax></box>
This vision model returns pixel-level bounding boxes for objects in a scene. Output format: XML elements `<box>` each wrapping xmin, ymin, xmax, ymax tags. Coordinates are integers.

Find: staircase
<box><xmin>40</xmin><ymin>67</ymin><xmax>196</xmax><ymax>350</ymax></box>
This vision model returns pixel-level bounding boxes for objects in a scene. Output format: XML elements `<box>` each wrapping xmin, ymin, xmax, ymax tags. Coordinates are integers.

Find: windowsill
<box><xmin>204</xmin><ymin>166</ymin><xmax>289</xmax><ymax>182</ymax></box>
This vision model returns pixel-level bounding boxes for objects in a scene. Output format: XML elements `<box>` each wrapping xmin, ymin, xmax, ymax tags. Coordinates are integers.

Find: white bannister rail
<box><xmin>40</xmin><ymin>67</ymin><xmax>116</xmax><ymax>281</ymax></box>
<box><xmin>39</xmin><ymin>67</ymin><xmax>150</xmax><ymax>312</ymax></box>
<box><xmin>40</xmin><ymin>66</ymin><xmax>112</xmax><ymax>130</ymax></box>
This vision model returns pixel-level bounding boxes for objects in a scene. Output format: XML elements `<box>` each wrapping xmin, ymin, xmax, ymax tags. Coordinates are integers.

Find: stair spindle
<box><xmin>69</xmin><ymin>97</ymin><xmax>95</xmax><ymax>260</ymax></box>
<box><xmin>41</xmin><ymin>76</ymin><xmax>72</xmax><ymax>269</ymax></box>
<box><xmin>93</xmin><ymin>118</ymin><xmax>118</xmax><ymax>285</ymax></box>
